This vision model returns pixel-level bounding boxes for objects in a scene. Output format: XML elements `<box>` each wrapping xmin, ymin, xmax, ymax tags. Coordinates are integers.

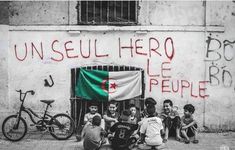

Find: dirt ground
<box><xmin>0</xmin><ymin>132</ymin><xmax>235</xmax><ymax>150</ymax></box>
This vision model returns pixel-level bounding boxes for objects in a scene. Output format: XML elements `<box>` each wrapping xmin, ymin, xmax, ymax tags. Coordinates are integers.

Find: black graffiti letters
<box><xmin>206</xmin><ymin>34</ymin><xmax>234</xmax><ymax>89</ymax></box>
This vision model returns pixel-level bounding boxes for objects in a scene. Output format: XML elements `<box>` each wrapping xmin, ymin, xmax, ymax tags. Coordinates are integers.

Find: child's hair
<box><xmin>92</xmin><ymin>115</ymin><xmax>101</xmax><ymax>126</ymax></box>
<box><xmin>119</xmin><ymin>110</ymin><xmax>130</xmax><ymax>122</ymax></box>
<box><xmin>183</xmin><ymin>104</ymin><xmax>195</xmax><ymax>114</ymax></box>
<box><xmin>145</xmin><ymin>97</ymin><xmax>157</xmax><ymax>107</ymax></box>
<box><xmin>108</xmin><ymin>100</ymin><xmax>117</xmax><ymax>106</ymax></box>
<box><xmin>146</xmin><ymin>105</ymin><xmax>156</xmax><ymax>116</ymax></box>
<box><xmin>88</xmin><ymin>101</ymin><xmax>98</xmax><ymax>107</ymax></box>
<box><xmin>129</xmin><ymin>103</ymin><xmax>136</xmax><ymax>109</ymax></box>
<box><xmin>163</xmin><ymin>99</ymin><xmax>173</xmax><ymax>106</ymax></box>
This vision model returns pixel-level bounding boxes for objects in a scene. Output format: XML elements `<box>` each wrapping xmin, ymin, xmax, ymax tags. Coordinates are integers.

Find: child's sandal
<box><xmin>192</xmin><ymin>139</ymin><xmax>199</xmax><ymax>144</ymax></box>
<box><xmin>184</xmin><ymin>139</ymin><xmax>190</xmax><ymax>144</ymax></box>
<box><xmin>175</xmin><ymin>137</ymin><xmax>183</xmax><ymax>142</ymax></box>
<box><xmin>163</xmin><ymin>138</ymin><xmax>168</xmax><ymax>143</ymax></box>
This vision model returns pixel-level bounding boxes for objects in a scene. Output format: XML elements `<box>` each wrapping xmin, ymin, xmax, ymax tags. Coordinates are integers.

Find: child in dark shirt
<box><xmin>108</xmin><ymin>110</ymin><xmax>138</xmax><ymax>150</ymax></box>
<box><xmin>181</xmin><ymin>104</ymin><xmax>199</xmax><ymax>144</ymax></box>
<box><xmin>103</xmin><ymin>100</ymin><xmax>119</xmax><ymax>132</ymax></box>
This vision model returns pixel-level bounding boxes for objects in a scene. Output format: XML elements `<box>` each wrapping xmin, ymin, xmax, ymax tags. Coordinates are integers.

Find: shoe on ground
<box><xmin>163</xmin><ymin>138</ymin><xmax>168</xmax><ymax>143</ymax></box>
<box><xmin>184</xmin><ymin>139</ymin><xmax>190</xmax><ymax>144</ymax></box>
<box><xmin>76</xmin><ymin>135</ymin><xmax>82</xmax><ymax>142</ymax></box>
<box><xmin>176</xmin><ymin>137</ymin><xmax>184</xmax><ymax>142</ymax></box>
<box><xmin>192</xmin><ymin>139</ymin><xmax>199</xmax><ymax>144</ymax></box>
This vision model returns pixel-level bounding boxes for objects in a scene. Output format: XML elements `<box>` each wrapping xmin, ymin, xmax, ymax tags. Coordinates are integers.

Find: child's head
<box><xmin>129</xmin><ymin>104</ymin><xmax>137</xmax><ymax>116</ymax></box>
<box><xmin>145</xmin><ymin>97</ymin><xmax>157</xmax><ymax>107</ymax></box>
<box><xmin>88</xmin><ymin>101</ymin><xmax>98</xmax><ymax>114</ymax></box>
<box><xmin>92</xmin><ymin>115</ymin><xmax>101</xmax><ymax>126</ymax></box>
<box><xmin>108</xmin><ymin>100</ymin><xmax>117</xmax><ymax>114</ymax></box>
<box><xmin>146</xmin><ymin>105</ymin><xmax>156</xmax><ymax>117</ymax></box>
<box><xmin>183</xmin><ymin>104</ymin><xmax>195</xmax><ymax>117</ymax></box>
<box><xmin>163</xmin><ymin>99</ymin><xmax>173</xmax><ymax>113</ymax></box>
<box><xmin>119</xmin><ymin>110</ymin><xmax>130</xmax><ymax>122</ymax></box>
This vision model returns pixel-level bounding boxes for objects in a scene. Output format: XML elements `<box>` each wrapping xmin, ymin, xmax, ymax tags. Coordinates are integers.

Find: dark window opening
<box><xmin>70</xmin><ymin>65</ymin><xmax>145</xmax><ymax>129</ymax></box>
<box><xmin>77</xmin><ymin>1</ymin><xmax>137</xmax><ymax>25</ymax></box>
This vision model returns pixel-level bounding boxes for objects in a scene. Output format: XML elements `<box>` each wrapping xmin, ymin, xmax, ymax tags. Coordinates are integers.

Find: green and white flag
<box><xmin>75</xmin><ymin>68</ymin><xmax>142</xmax><ymax>101</ymax></box>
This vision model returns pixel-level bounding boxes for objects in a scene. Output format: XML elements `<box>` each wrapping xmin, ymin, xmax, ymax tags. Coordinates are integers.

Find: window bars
<box><xmin>77</xmin><ymin>1</ymin><xmax>137</xmax><ymax>25</ymax></box>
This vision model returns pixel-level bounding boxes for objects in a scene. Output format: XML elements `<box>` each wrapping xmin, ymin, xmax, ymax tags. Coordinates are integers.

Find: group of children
<box><xmin>79</xmin><ymin>98</ymin><xmax>199</xmax><ymax>150</ymax></box>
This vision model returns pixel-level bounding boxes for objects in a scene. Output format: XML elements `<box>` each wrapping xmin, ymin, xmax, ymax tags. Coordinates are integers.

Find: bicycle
<box><xmin>2</xmin><ymin>90</ymin><xmax>75</xmax><ymax>141</ymax></box>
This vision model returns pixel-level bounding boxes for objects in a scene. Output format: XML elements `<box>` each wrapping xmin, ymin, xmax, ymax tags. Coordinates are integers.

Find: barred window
<box><xmin>77</xmin><ymin>1</ymin><xmax>137</xmax><ymax>25</ymax></box>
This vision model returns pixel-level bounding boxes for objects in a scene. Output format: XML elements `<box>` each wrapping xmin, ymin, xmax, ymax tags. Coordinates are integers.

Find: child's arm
<box><xmin>131</xmin><ymin>124</ymin><xmax>139</xmax><ymax>136</ymax></box>
<box><xmin>81</xmin><ymin>125</ymin><xmax>87</xmax><ymax>137</ymax></box>
<box><xmin>182</xmin><ymin>120</ymin><xmax>196</xmax><ymax>129</ymax></box>
<box><xmin>159</xmin><ymin>112</ymin><xmax>167</xmax><ymax>120</ymax></box>
<box><xmin>103</xmin><ymin>114</ymin><xmax>118</xmax><ymax>123</ymax></box>
<box><xmin>83</xmin><ymin>113</ymin><xmax>89</xmax><ymax>124</ymax></box>
<box><xmin>100</xmin><ymin>128</ymin><xmax>106</xmax><ymax>137</ymax></box>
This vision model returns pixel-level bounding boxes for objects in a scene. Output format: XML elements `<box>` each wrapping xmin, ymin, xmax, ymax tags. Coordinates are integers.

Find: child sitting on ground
<box><xmin>77</xmin><ymin>101</ymin><xmax>104</xmax><ymax>141</ymax></box>
<box><xmin>128</xmin><ymin>104</ymin><xmax>141</xmax><ymax>125</ymax></box>
<box><xmin>84</xmin><ymin>101</ymin><xmax>104</xmax><ymax>129</ymax></box>
<box><xmin>108</xmin><ymin>110</ymin><xmax>139</xmax><ymax>150</ymax></box>
<box><xmin>138</xmin><ymin>105</ymin><xmax>165</xmax><ymax>150</ymax></box>
<box><xmin>103</xmin><ymin>100</ymin><xmax>120</xmax><ymax>132</ymax></box>
<box><xmin>140</xmin><ymin>97</ymin><xmax>157</xmax><ymax>119</ymax></box>
<box><xmin>82</xmin><ymin>115</ymin><xmax>106</xmax><ymax>150</ymax></box>
<box><xmin>84</xmin><ymin>101</ymin><xmax>102</xmax><ymax>126</ymax></box>
<box><xmin>160</xmin><ymin>99</ymin><xmax>182</xmax><ymax>143</ymax></box>
<box><xmin>181</xmin><ymin>104</ymin><xmax>199</xmax><ymax>144</ymax></box>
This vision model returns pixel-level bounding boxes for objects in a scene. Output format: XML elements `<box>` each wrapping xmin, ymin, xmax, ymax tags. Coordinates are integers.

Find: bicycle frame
<box><xmin>14</xmin><ymin>90</ymin><xmax>52</xmax><ymax>129</ymax></box>
<box><xmin>3</xmin><ymin>90</ymin><xmax>75</xmax><ymax>141</ymax></box>
<box><xmin>20</xmin><ymin>106</ymin><xmax>53</xmax><ymax>125</ymax></box>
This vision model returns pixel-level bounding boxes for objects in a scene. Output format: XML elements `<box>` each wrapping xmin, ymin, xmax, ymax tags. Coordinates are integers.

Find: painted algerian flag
<box><xmin>75</xmin><ymin>68</ymin><xmax>142</xmax><ymax>101</ymax></box>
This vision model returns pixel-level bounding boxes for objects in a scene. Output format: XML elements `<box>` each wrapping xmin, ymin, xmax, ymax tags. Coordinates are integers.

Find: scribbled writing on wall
<box><xmin>44</xmin><ymin>75</ymin><xmax>54</xmax><ymax>87</ymax></box>
<box><xmin>12</xmin><ymin>37</ymin><xmax>210</xmax><ymax>99</ymax></box>
<box><xmin>205</xmin><ymin>34</ymin><xmax>235</xmax><ymax>90</ymax></box>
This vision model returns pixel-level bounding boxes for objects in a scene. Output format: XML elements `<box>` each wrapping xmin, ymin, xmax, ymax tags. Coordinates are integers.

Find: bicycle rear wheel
<box><xmin>49</xmin><ymin>113</ymin><xmax>75</xmax><ymax>140</ymax></box>
<box><xmin>2</xmin><ymin>115</ymin><xmax>27</xmax><ymax>141</ymax></box>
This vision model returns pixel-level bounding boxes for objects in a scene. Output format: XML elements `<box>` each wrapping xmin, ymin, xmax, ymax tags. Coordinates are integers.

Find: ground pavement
<box><xmin>0</xmin><ymin>132</ymin><xmax>235</xmax><ymax>150</ymax></box>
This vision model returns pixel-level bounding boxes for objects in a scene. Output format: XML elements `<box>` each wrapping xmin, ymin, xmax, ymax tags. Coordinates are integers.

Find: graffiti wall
<box><xmin>205</xmin><ymin>33</ymin><xmax>235</xmax><ymax>130</ymax></box>
<box><xmin>0</xmin><ymin>1</ymin><xmax>234</xmax><ymax>131</ymax></box>
<box><xmin>7</xmin><ymin>30</ymin><xmax>235</xmax><ymax>129</ymax></box>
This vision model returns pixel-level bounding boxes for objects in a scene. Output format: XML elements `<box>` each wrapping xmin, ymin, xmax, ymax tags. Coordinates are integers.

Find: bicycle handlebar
<box><xmin>16</xmin><ymin>90</ymin><xmax>35</xmax><ymax>95</ymax></box>
<box><xmin>16</xmin><ymin>90</ymin><xmax>35</xmax><ymax>102</ymax></box>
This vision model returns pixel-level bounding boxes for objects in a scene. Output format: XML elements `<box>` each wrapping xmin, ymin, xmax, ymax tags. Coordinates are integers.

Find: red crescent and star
<box><xmin>101</xmin><ymin>78</ymin><xmax>117</xmax><ymax>93</ymax></box>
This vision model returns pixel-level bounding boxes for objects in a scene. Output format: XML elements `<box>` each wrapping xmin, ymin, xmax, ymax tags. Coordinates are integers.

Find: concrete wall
<box><xmin>0</xmin><ymin>1</ymin><xmax>235</xmax><ymax>131</ymax></box>
<box><xmin>0</xmin><ymin>25</ymin><xmax>9</xmax><ymax>124</ymax></box>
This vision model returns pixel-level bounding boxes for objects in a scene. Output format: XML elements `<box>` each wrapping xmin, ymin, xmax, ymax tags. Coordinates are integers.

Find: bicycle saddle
<box><xmin>40</xmin><ymin>100</ymin><xmax>55</xmax><ymax>105</ymax></box>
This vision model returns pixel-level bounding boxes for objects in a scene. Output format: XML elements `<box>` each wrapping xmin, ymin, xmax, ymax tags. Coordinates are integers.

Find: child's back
<box><xmin>83</xmin><ymin>115</ymin><xmax>106</xmax><ymax>150</ymax></box>
<box><xmin>109</xmin><ymin>110</ymin><xmax>138</xmax><ymax>150</ymax></box>
<box><xmin>84</xmin><ymin>112</ymin><xmax>101</xmax><ymax>124</ymax></box>
<box><xmin>140</xmin><ymin>116</ymin><xmax>163</xmax><ymax>145</ymax></box>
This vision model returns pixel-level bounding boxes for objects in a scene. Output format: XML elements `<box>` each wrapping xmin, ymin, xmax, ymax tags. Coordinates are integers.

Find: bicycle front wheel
<box><xmin>49</xmin><ymin>113</ymin><xmax>75</xmax><ymax>140</ymax></box>
<box><xmin>2</xmin><ymin>115</ymin><xmax>27</xmax><ymax>141</ymax></box>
